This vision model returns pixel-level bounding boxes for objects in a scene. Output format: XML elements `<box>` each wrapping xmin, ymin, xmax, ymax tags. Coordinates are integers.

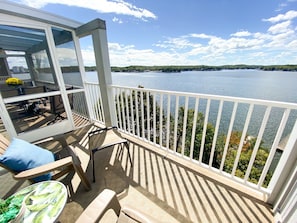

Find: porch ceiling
<box><xmin>0</xmin><ymin>25</ymin><xmax>46</xmax><ymax>52</ymax></box>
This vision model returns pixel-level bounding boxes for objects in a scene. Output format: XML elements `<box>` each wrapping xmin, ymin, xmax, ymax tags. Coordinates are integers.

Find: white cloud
<box><xmin>266</xmin><ymin>30</ymin><xmax>295</xmax><ymax>48</ymax></box>
<box><xmin>154</xmin><ymin>36</ymin><xmax>202</xmax><ymax>50</ymax></box>
<box><xmin>108</xmin><ymin>43</ymin><xmax>187</xmax><ymax>66</ymax></box>
<box><xmin>189</xmin><ymin>33</ymin><xmax>216</xmax><ymax>39</ymax></box>
<box><xmin>268</xmin><ymin>20</ymin><xmax>291</xmax><ymax>34</ymax></box>
<box><xmin>288</xmin><ymin>39</ymin><xmax>297</xmax><ymax>48</ymax></box>
<box><xmin>112</xmin><ymin>17</ymin><xmax>123</xmax><ymax>24</ymax></box>
<box><xmin>14</xmin><ymin>0</ymin><xmax>157</xmax><ymax>20</ymax></box>
<box><xmin>263</xmin><ymin>10</ymin><xmax>297</xmax><ymax>23</ymax></box>
<box><xmin>81</xmin><ymin>48</ymin><xmax>95</xmax><ymax>66</ymax></box>
<box><xmin>231</xmin><ymin>31</ymin><xmax>252</xmax><ymax>37</ymax></box>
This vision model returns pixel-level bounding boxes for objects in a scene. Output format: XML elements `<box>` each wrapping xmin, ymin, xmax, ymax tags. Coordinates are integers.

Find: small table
<box><xmin>13</xmin><ymin>181</ymin><xmax>68</xmax><ymax>223</ymax></box>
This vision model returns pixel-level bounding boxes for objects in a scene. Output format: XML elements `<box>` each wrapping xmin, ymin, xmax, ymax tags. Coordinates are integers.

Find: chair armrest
<box><xmin>75</xmin><ymin>189</ymin><xmax>121</xmax><ymax>223</ymax></box>
<box><xmin>67</xmin><ymin>145</ymin><xmax>91</xmax><ymax>191</ymax></box>
<box><xmin>120</xmin><ymin>206</ymin><xmax>162</xmax><ymax>223</ymax></box>
<box><xmin>13</xmin><ymin>157</ymin><xmax>73</xmax><ymax>180</ymax></box>
<box><xmin>33</xmin><ymin>132</ymin><xmax>71</xmax><ymax>148</ymax></box>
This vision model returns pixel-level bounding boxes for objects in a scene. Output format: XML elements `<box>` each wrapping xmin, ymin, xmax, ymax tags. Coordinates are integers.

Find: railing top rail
<box><xmin>85</xmin><ymin>81</ymin><xmax>100</xmax><ymax>86</ymax></box>
<box><xmin>109</xmin><ymin>84</ymin><xmax>297</xmax><ymax>109</ymax></box>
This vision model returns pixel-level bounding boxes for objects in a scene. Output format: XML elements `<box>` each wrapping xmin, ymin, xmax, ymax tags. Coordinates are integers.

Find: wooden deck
<box><xmin>0</xmin><ymin>125</ymin><xmax>274</xmax><ymax>223</ymax></box>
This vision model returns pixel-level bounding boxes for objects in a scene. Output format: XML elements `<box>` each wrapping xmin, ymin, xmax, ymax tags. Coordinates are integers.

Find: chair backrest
<box><xmin>1</xmin><ymin>88</ymin><xmax>20</xmax><ymax>98</ymax></box>
<box><xmin>88</xmin><ymin>129</ymin><xmax>108</xmax><ymax>150</ymax></box>
<box><xmin>23</xmin><ymin>86</ymin><xmax>45</xmax><ymax>95</ymax></box>
<box><xmin>0</xmin><ymin>133</ymin><xmax>9</xmax><ymax>156</ymax></box>
<box><xmin>50</xmin><ymin>87</ymin><xmax>74</xmax><ymax>114</ymax></box>
<box><xmin>0</xmin><ymin>134</ymin><xmax>14</xmax><ymax>174</ymax></box>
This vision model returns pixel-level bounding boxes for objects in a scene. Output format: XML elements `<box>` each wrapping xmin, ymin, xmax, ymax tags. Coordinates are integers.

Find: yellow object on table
<box><xmin>5</xmin><ymin>78</ymin><xmax>23</xmax><ymax>86</ymax></box>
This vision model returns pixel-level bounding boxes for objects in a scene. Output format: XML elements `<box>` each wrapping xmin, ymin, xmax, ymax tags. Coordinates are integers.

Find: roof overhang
<box><xmin>0</xmin><ymin>0</ymin><xmax>82</xmax><ymax>29</ymax></box>
<box><xmin>0</xmin><ymin>0</ymin><xmax>106</xmax><ymax>52</ymax></box>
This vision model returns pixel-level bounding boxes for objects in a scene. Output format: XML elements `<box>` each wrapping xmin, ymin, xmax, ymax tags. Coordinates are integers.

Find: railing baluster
<box><xmin>130</xmin><ymin>89</ymin><xmax>135</xmax><ymax>135</ymax></box>
<box><xmin>232</xmin><ymin>104</ymin><xmax>254</xmax><ymax>176</ymax></box>
<box><xmin>94</xmin><ymin>86</ymin><xmax>102</xmax><ymax>122</ymax></box>
<box><xmin>220</xmin><ymin>102</ymin><xmax>238</xmax><ymax>171</ymax></box>
<box><xmin>92</xmin><ymin>85</ymin><xmax>97</xmax><ymax>120</ymax></box>
<box><xmin>209</xmin><ymin>100</ymin><xmax>223</xmax><ymax>167</ymax></box>
<box><xmin>96</xmin><ymin>86</ymin><xmax>102</xmax><ymax>121</ymax></box>
<box><xmin>135</xmin><ymin>89</ymin><xmax>140</xmax><ymax>137</ymax></box>
<box><xmin>146</xmin><ymin>91</ymin><xmax>150</xmax><ymax>141</ymax></box>
<box><xmin>181</xmin><ymin>96</ymin><xmax>189</xmax><ymax>156</ymax></box>
<box><xmin>199</xmin><ymin>99</ymin><xmax>211</xmax><ymax>163</ymax></box>
<box><xmin>140</xmin><ymin>91</ymin><xmax>145</xmax><ymax>138</ymax></box>
<box><xmin>258</xmin><ymin>108</ymin><xmax>290</xmax><ymax>188</ymax></box>
<box><xmin>120</xmin><ymin>88</ymin><xmax>126</xmax><ymax>131</ymax></box>
<box><xmin>244</xmin><ymin>106</ymin><xmax>271</xmax><ymax>182</ymax></box>
<box><xmin>190</xmin><ymin>97</ymin><xmax>199</xmax><ymax>160</ymax></box>
<box><xmin>115</xmin><ymin>88</ymin><xmax>123</xmax><ymax>129</ymax></box>
<box><xmin>159</xmin><ymin>93</ymin><xmax>163</xmax><ymax>148</ymax></box>
<box><xmin>124</xmin><ymin>90</ymin><xmax>130</xmax><ymax>133</ymax></box>
<box><xmin>99</xmin><ymin>90</ymin><xmax>104</xmax><ymax>122</ymax></box>
<box><xmin>153</xmin><ymin>92</ymin><xmax>156</xmax><ymax>144</ymax></box>
<box><xmin>166</xmin><ymin>94</ymin><xmax>171</xmax><ymax>150</ymax></box>
<box><xmin>90</xmin><ymin>85</ymin><xmax>96</xmax><ymax>120</ymax></box>
<box><xmin>77</xmin><ymin>93</ymin><xmax>82</xmax><ymax>115</ymax></box>
<box><xmin>78</xmin><ymin>93</ymin><xmax>83</xmax><ymax>115</ymax></box>
<box><xmin>173</xmin><ymin>96</ymin><xmax>179</xmax><ymax>153</ymax></box>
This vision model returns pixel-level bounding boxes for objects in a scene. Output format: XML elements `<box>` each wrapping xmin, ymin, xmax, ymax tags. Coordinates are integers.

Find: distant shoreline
<box><xmin>85</xmin><ymin>64</ymin><xmax>297</xmax><ymax>73</ymax></box>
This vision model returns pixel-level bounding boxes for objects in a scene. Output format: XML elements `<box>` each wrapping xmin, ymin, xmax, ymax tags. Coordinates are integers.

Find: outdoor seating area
<box><xmin>0</xmin><ymin>125</ymin><xmax>274</xmax><ymax>223</ymax></box>
<box><xmin>0</xmin><ymin>1</ymin><xmax>296</xmax><ymax>222</ymax></box>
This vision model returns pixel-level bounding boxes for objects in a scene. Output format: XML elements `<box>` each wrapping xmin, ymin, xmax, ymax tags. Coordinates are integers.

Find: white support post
<box><xmin>91</xmin><ymin>28</ymin><xmax>116</xmax><ymax>127</ymax></box>
<box><xmin>267</xmin><ymin>119</ymin><xmax>297</xmax><ymax>204</ymax></box>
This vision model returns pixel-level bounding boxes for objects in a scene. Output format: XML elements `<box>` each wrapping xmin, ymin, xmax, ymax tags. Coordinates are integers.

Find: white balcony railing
<box><xmin>85</xmin><ymin>82</ymin><xmax>297</xmax><ymax>202</ymax></box>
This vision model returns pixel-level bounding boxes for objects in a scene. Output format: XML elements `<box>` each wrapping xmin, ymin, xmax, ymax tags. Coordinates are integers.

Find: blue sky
<box><xmin>10</xmin><ymin>0</ymin><xmax>297</xmax><ymax>66</ymax></box>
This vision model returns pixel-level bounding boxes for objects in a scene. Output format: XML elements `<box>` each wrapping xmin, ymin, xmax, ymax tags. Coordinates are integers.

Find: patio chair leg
<box><xmin>74</xmin><ymin>163</ymin><xmax>91</xmax><ymax>191</ymax></box>
<box><xmin>91</xmin><ymin>150</ymin><xmax>96</xmax><ymax>182</ymax></box>
<box><xmin>124</xmin><ymin>141</ymin><xmax>133</xmax><ymax>166</ymax></box>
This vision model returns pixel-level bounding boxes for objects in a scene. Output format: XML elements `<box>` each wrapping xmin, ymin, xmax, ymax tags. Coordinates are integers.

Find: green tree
<box><xmin>221</xmin><ymin>131</ymin><xmax>272</xmax><ymax>187</ymax></box>
<box><xmin>175</xmin><ymin>107</ymin><xmax>217</xmax><ymax>165</ymax></box>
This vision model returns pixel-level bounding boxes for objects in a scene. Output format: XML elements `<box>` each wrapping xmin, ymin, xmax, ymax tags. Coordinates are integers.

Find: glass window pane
<box><xmin>0</xmin><ymin>24</ymin><xmax>69</xmax><ymax>133</ymax></box>
<box><xmin>32</xmin><ymin>49</ymin><xmax>57</xmax><ymax>85</ymax></box>
<box><xmin>52</xmin><ymin>27</ymin><xmax>83</xmax><ymax>89</ymax></box>
<box><xmin>0</xmin><ymin>25</ymin><xmax>59</xmax><ymax>94</ymax></box>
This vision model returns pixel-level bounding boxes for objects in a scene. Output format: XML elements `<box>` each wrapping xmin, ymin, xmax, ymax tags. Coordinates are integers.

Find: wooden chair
<box><xmin>76</xmin><ymin>189</ymin><xmax>162</xmax><ymax>223</ymax></box>
<box><xmin>22</xmin><ymin>86</ymin><xmax>45</xmax><ymax>95</ymax></box>
<box><xmin>0</xmin><ymin>134</ymin><xmax>91</xmax><ymax>192</ymax></box>
<box><xmin>1</xmin><ymin>88</ymin><xmax>21</xmax><ymax>98</ymax></box>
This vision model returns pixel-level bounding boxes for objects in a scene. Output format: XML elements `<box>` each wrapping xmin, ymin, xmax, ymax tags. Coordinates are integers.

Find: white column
<box><xmin>267</xmin><ymin>119</ymin><xmax>297</xmax><ymax>206</ymax></box>
<box><xmin>91</xmin><ymin>28</ymin><xmax>116</xmax><ymax>127</ymax></box>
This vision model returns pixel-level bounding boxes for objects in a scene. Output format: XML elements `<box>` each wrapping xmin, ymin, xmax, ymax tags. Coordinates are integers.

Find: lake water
<box><xmin>87</xmin><ymin>70</ymin><xmax>297</xmax><ymax>103</ymax></box>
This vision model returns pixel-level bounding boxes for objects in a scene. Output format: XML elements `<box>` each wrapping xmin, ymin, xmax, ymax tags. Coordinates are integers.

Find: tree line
<box><xmin>86</xmin><ymin>64</ymin><xmax>297</xmax><ymax>72</ymax></box>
